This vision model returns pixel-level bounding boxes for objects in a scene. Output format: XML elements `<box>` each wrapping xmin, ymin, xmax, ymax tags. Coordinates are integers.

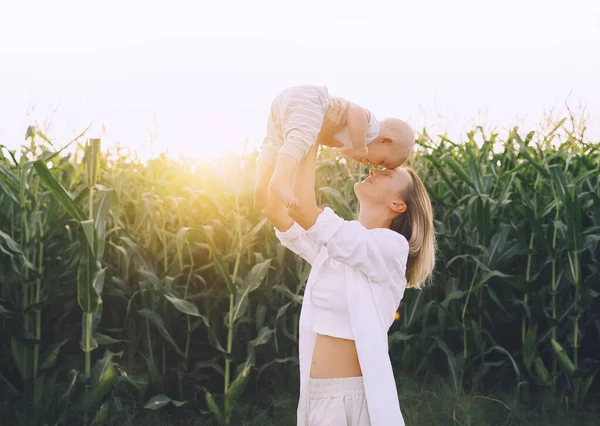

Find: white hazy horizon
<box><xmin>1</xmin><ymin>0</ymin><xmax>599</xmax><ymax>160</ymax></box>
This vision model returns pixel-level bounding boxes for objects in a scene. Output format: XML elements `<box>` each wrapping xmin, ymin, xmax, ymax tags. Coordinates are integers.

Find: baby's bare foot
<box><xmin>269</xmin><ymin>180</ymin><xmax>299</xmax><ymax>208</ymax></box>
<box><xmin>269</xmin><ymin>153</ymin><xmax>300</xmax><ymax>207</ymax></box>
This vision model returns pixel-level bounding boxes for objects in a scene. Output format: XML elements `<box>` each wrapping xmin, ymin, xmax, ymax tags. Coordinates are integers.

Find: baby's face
<box><xmin>361</xmin><ymin>118</ymin><xmax>415</xmax><ymax>168</ymax></box>
<box><xmin>363</xmin><ymin>138</ymin><xmax>413</xmax><ymax>169</ymax></box>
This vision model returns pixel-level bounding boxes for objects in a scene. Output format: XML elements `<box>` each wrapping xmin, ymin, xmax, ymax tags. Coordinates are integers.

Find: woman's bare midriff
<box><xmin>310</xmin><ymin>333</ymin><xmax>363</xmax><ymax>379</ymax></box>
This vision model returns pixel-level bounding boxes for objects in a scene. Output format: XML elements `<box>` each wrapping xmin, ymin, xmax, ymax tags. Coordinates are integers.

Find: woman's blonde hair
<box><xmin>390</xmin><ymin>167</ymin><xmax>436</xmax><ymax>288</ymax></box>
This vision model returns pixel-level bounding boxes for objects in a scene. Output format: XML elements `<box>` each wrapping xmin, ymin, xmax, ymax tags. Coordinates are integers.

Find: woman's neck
<box><xmin>358</xmin><ymin>206</ymin><xmax>393</xmax><ymax>230</ymax></box>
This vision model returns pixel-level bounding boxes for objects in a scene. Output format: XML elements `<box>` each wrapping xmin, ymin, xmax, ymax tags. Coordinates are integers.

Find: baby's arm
<box><xmin>347</xmin><ymin>103</ymin><xmax>369</xmax><ymax>160</ymax></box>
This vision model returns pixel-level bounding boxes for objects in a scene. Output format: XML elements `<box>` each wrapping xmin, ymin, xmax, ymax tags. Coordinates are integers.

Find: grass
<box><xmin>128</xmin><ymin>377</ymin><xmax>600</xmax><ymax>426</ymax></box>
<box><xmin>4</xmin><ymin>374</ymin><xmax>596</xmax><ymax>426</ymax></box>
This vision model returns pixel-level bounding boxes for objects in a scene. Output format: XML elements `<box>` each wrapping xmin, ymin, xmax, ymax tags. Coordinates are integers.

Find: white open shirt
<box><xmin>276</xmin><ymin>207</ymin><xmax>409</xmax><ymax>426</ymax></box>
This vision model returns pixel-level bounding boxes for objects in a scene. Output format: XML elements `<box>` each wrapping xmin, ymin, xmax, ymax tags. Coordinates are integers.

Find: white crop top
<box><xmin>310</xmin><ymin>256</ymin><xmax>353</xmax><ymax>340</ymax></box>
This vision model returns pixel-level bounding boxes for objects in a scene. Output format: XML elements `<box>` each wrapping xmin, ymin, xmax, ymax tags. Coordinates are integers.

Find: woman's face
<box><xmin>354</xmin><ymin>167</ymin><xmax>411</xmax><ymax>211</ymax></box>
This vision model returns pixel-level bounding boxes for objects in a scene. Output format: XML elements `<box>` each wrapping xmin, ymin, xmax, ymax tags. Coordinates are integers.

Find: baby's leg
<box><xmin>254</xmin><ymin>103</ymin><xmax>283</xmax><ymax>209</ymax></box>
<box><xmin>269</xmin><ymin>153</ymin><xmax>299</xmax><ymax>207</ymax></box>
<box><xmin>254</xmin><ymin>159</ymin><xmax>274</xmax><ymax>209</ymax></box>
<box><xmin>269</xmin><ymin>87</ymin><xmax>328</xmax><ymax>207</ymax></box>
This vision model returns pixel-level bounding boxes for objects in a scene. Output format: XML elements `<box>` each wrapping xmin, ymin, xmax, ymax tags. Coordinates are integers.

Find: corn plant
<box><xmin>196</xmin><ymin>150</ymin><xmax>274</xmax><ymax>424</ymax></box>
<box><xmin>1</xmin><ymin>128</ymin><xmax>88</xmax><ymax>423</ymax></box>
<box><xmin>32</xmin><ymin>138</ymin><xmax>121</xmax><ymax>423</ymax></box>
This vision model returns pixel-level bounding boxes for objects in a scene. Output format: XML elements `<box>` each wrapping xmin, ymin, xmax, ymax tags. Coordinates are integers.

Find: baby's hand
<box><xmin>351</xmin><ymin>146</ymin><xmax>369</xmax><ymax>162</ymax></box>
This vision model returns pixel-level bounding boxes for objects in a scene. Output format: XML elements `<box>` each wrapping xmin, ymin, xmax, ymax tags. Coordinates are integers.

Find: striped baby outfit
<box><xmin>258</xmin><ymin>85</ymin><xmax>379</xmax><ymax>166</ymax></box>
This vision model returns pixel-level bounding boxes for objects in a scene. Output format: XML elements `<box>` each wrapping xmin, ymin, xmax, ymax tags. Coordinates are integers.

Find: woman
<box><xmin>261</xmin><ymin>101</ymin><xmax>436</xmax><ymax>426</ymax></box>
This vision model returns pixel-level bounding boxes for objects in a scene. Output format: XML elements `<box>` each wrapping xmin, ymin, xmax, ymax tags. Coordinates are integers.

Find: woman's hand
<box><xmin>261</xmin><ymin>190</ymin><xmax>294</xmax><ymax>232</ymax></box>
<box><xmin>317</xmin><ymin>99</ymin><xmax>347</xmax><ymax>146</ymax></box>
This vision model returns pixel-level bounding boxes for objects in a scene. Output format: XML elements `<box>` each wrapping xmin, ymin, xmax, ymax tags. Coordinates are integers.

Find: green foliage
<box><xmin>0</xmin><ymin>121</ymin><xmax>598</xmax><ymax>424</ymax></box>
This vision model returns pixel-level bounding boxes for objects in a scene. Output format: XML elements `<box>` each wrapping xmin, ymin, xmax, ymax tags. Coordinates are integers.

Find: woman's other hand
<box><xmin>317</xmin><ymin>99</ymin><xmax>347</xmax><ymax>146</ymax></box>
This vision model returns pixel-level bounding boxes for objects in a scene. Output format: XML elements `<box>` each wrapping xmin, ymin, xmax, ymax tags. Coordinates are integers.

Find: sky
<box><xmin>1</xmin><ymin>0</ymin><xmax>599</xmax><ymax>160</ymax></box>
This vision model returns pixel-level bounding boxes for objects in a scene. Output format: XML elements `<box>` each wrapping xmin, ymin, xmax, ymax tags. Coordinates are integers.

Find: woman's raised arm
<box><xmin>262</xmin><ymin>188</ymin><xmax>321</xmax><ymax>264</ymax></box>
<box><xmin>288</xmin><ymin>143</ymin><xmax>322</xmax><ymax>230</ymax></box>
<box><xmin>261</xmin><ymin>189</ymin><xmax>294</xmax><ymax>233</ymax></box>
<box><xmin>288</xmin><ymin>99</ymin><xmax>347</xmax><ymax>229</ymax></box>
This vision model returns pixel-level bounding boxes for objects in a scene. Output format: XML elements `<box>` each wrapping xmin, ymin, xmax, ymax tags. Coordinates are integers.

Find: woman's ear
<box><xmin>389</xmin><ymin>200</ymin><xmax>406</xmax><ymax>214</ymax></box>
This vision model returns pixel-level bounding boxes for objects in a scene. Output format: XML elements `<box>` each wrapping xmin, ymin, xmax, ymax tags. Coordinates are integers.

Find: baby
<box><xmin>254</xmin><ymin>85</ymin><xmax>415</xmax><ymax>209</ymax></box>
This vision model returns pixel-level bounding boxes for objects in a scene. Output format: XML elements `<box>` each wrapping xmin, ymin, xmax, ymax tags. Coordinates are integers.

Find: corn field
<box><xmin>0</xmin><ymin>121</ymin><xmax>599</xmax><ymax>425</ymax></box>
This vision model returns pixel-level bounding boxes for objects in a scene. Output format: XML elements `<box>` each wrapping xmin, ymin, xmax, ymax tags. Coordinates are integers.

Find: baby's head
<box><xmin>365</xmin><ymin>119</ymin><xmax>415</xmax><ymax>168</ymax></box>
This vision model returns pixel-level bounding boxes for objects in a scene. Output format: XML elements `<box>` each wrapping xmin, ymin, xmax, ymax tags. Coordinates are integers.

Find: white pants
<box><xmin>297</xmin><ymin>377</ymin><xmax>371</xmax><ymax>426</ymax></box>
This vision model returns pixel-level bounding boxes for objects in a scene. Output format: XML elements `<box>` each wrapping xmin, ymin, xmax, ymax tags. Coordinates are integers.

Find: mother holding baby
<box><xmin>258</xmin><ymin>94</ymin><xmax>436</xmax><ymax>425</ymax></box>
